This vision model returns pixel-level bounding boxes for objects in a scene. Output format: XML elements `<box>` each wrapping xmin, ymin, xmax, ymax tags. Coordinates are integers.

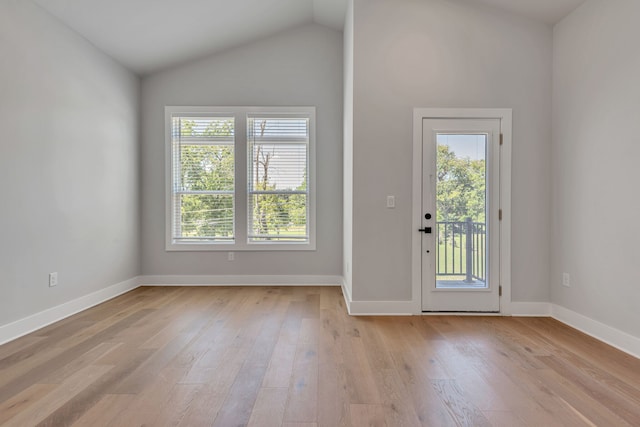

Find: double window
<box><xmin>166</xmin><ymin>106</ymin><xmax>315</xmax><ymax>251</ymax></box>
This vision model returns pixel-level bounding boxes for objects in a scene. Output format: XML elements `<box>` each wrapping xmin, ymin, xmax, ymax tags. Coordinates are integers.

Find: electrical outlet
<box><xmin>562</xmin><ymin>273</ymin><xmax>571</xmax><ymax>287</ymax></box>
<box><xmin>386</xmin><ymin>195</ymin><xmax>395</xmax><ymax>208</ymax></box>
<box><xmin>228</xmin><ymin>252</ymin><xmax>235</xmax><ymax>261</ymax></box>
<box><xmin>49</xmin><ymin>272</ymin><xmax>58</xmax><ymax>287</ymax></box>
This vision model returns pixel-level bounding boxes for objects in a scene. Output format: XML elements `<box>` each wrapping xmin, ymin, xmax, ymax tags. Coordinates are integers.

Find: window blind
<box><xmin>247</xmin><ymin>116</ymin><xmax>309</xmax><ymax>242</ymax></box>
<box><xmin>171</xmin><ymin>116</ymin><xmax>235</xmax><ymax>242</ymax></box>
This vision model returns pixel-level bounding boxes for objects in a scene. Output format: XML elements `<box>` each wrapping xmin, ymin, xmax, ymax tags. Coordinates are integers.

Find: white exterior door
<box><xmin>421</xmin><ymin>118</ymin><xmax>501</xmax><ymax>312</ymax></box>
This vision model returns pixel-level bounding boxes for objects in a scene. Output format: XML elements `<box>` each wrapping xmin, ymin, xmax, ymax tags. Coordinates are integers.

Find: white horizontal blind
<box><xmin>171</xmin><ymin>115</ymin><xmax>235</xmax><ymax>243</ymax></box>
<box><xmin>247</xmin><ymin>116</ymin><xmax>309</xmax><ymax>243</ymax></box>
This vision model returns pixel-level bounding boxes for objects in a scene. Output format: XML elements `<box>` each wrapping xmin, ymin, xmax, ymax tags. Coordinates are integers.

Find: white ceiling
<box><xmin>33</xmin><ymin>0</ymin><xmax>584</xmax><ymax>76</ymax></box>
<box><xmin>33</xmin><ymin>0</ymin><xmax>347</xmax><ymax>75</ymax></box>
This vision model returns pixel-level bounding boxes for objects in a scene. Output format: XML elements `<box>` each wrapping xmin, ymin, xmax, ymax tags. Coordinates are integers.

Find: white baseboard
<box><xmin>507</xmin><ymin>301</ymin><xmax>552</xmax><ymax>316</ymax></box>
<box><xmin>343</xmin><ymin>298</ymin><xmax>552</xmax><ymax>317</ymax></box>
<box><xmin>4</xmin><ymin>275</ymin><xmax>636</xmax><ymax>360</ymax></box>
<box><xmin>341</xmin><ymin>279</ymin><xmax>353</xmax><ymax>314</ymax></box>
<box><xmin>342</xmin><ymin>293</ymin><xmax>553</xmax><ymax>317</ymax></box>
<box><xmin>500</xmin><ymin>301</ymin><xmax>639</xmax><ymax>358</ymax></box>
<box><xmin>139</xmin><ymin>275</ymin><xmax>342</xmax><ymax>286</ymax></box>
<box><xmin>348</xmin><ymin>300</ymin><xmax>414</xmax><ymax>316</ymax></box>
<box><xmin>340</xmin><ymin>278</ymin><xmax>414</xmax><ymax>315</ymax></box>
<box><xmin>0</xmin><ymin>276</ymin><xmax>140</xmax><ymax>345</ymax></box>
<box><xmin>551</xmin><ymin>304</ymin><xmax>640</xmax><ymax>359</ymax></box>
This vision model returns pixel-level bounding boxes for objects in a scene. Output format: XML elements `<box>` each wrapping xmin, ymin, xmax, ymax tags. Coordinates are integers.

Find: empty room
<box><xmin>1</xmin><ymin>0</ymin><xmax>639</xmax><ymax>425</ymax></box>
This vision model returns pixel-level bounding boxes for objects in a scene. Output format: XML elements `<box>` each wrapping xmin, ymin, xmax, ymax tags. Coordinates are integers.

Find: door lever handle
<box><xmin>418</xmin><ymin>227</ymin><xmax>432</xmax><ymax>234</ymax></box>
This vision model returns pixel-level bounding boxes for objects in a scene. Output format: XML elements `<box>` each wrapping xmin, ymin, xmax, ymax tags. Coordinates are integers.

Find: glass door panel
<box><xmin>435</xmin><ymin>134</ymin><xmax>487</xmax><ymax>289</ymax></box>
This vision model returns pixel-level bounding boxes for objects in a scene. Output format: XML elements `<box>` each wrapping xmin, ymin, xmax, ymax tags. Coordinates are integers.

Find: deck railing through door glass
<box><xmin>436</xmin><ymin>218</ymin><xmax>486</xmax><ymax>284</ymax></box>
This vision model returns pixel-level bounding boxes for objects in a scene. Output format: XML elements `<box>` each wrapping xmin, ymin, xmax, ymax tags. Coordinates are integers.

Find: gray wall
<box><xmin>0</xmin><ymin>1</ymin><xmax>140</xmax><ymax>326</ymax></box>
<box><xmin>141</xmin><ymin>24</ymin><xmax>343</xmax><ymax>276</ymax></box>
<box><xmin>350</xmin><ymin>0</ymin><xmax>553</xmax><ymax>302</ymax></box>
<box><xmin>552</xmin><ymin>0</ymin><xmax>640</xmax><ymax>337</ymax></box>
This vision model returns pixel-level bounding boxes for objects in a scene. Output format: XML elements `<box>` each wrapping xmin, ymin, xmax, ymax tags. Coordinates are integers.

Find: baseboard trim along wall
<box><xmin>0</xmin><ymin>277</ymin><xmax>140</xmax><ymax>345</ymax></box>
<box><xmin>348</xmin><ymin>300</ymin><xmax>417</xmax><ymax>316</ymax></box>
<box><xmin>340</xmin><ymin>281</ymin><xmax>414</xmax><ymax>316</ymax></box>
<box><xmin>340</xmin><ymin>280</ymin><xmax>353</xmax><ymax>314</ymax></box>
<box><xmin>138</xmin><ymin>275</ymin><xmax>343</xmax><ymax>286</ymax></box>
<box><xmin>2</xmin><ymin>276</ymin><xmax>638</xmax><ymax>359</ymax></box>
<box><xmin>0</xmin><ymin>275</ymin><xmax>340</xmax><ymax>345</ymax></box>
<box><xmin>551</xmin><ymin>304</ymin><xmax>640</xmax><ymax>359</ymax></box>
<box><xmin>344</xmin><ymin>300</ymin><xmax>548</xmax><ymax>318</ymax></box>
<box><xmin>342</xmin><ymin>291</ymin><xmax>639</xmax><ymax>358</ymax></box>
<box><xmin>508</xmin><ymin>301</ymin><xmax>552</xmax><ymax>316</ymax></box>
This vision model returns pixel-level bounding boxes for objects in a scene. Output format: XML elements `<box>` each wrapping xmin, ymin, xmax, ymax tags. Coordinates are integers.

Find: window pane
<box><xmin>249</xmin><ymin>194</ymin><xmax>307</xmax><ymax>241</ymax></box>
<box><xmin>247</xmin><ymin>116</ymin><xmax>309</xmax><ymax>244</ymax></box>
<box><xmin>435</xmin><ymin>134</ymin><xmax>487</xmax><ymax>289</ymax></box>
<box><xmin>248</xmin><ymin>118</ymin><xmax>308</xmax><ymax>140</ymax></box>
<box><xmin>179</xmin><ymin>145</ymin><xmax>234</xmax><ymax>191</ymax></box>
<box><xmin>171</xmin><ymin>116</ymin><xmax>235</xmax><ymax>243</ymax></box>
<box><xmin>177</xmin><ymin>194</ymin><xmax>234</xmax><ymax>240</ymax></box>
<box><xmin>176</xmin><ymin>117</ymin><xmax>234</xmax><ymax>140</ymax></box>
<box><xmin>249</xmin><ymin>143</ymin><xmax>306</xmax><ymax>191</ymax></box>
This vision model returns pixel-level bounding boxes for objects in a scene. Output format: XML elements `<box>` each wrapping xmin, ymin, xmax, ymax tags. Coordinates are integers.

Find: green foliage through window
<box><xmin>174</xmin><ymin>117</ymin><xmax>235</xmax><ymax>240</ymax></box>
<box><xmin>169</xmin><ymin>111</ymin><xmax>312</xmax><ymax>246</ymax></box>
<box><xmin>436</xmin><ymin>143</ymin><xmax>486</xmax><ymax>223</ymax></box>
<box><xmin>248</xmin><ymin>118</ymin><xmax>309</xmax><ymax>241</ymax></box>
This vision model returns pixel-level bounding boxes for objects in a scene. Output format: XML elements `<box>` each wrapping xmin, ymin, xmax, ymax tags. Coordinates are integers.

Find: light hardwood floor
<box><xmin>0</xmin><ymin>286</ymin><xmax>639</xmax><ymax>426</ymax></box>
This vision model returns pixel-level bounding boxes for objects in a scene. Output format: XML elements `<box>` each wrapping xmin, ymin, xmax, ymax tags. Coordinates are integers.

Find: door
<box><xmin>421</xmin><ymin>118</ymin><xmax>501</xmax><ymax>312</ymax></box>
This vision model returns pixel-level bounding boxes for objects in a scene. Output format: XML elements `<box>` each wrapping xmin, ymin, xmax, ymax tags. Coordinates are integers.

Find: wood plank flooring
<box><xmin>0</xmin><ymin>286</ymin><xmax>639</xmax><ymax>426</ymax></box>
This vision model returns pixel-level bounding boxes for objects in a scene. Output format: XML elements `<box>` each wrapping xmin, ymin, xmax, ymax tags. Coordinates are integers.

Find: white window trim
<box><xmin>165</xmin><ymin>106</ymin><xmax>316</xmax><ymax>252</ymax></box>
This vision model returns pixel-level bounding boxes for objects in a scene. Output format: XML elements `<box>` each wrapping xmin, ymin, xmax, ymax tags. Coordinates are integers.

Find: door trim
<box><xmin>412</xmin><ymin>108</ymin><xmax>512</xmax><ymax>315</ymax></box>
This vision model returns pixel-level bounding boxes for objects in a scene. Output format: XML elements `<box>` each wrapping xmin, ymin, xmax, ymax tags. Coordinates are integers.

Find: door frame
<box><xmin>412</xmin><ymin>108</ymin><xmax>512</xmax><ymax>315</ymax></box>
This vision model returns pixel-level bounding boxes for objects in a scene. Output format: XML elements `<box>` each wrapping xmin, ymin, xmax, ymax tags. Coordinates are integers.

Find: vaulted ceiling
<box><xmin>33</xmin><ymin>0</ymin><xmax>584</xmax><ymax>75</ymax></box>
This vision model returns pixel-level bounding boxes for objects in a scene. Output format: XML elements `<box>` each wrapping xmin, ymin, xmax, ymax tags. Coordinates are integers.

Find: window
<box><xmin>166</xmin><ymin>106</ymin><xmax>315</xmax><ymax>251</ymax></box>
<box><xmin>169</xmin><ymin>115</ymin><xmax>235</xmax><ymax>243</ymax></box>
<box><xmin>247</xmin><ymin>116</ymin><xmax>309</xmax><ymax>243</ymax></box>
